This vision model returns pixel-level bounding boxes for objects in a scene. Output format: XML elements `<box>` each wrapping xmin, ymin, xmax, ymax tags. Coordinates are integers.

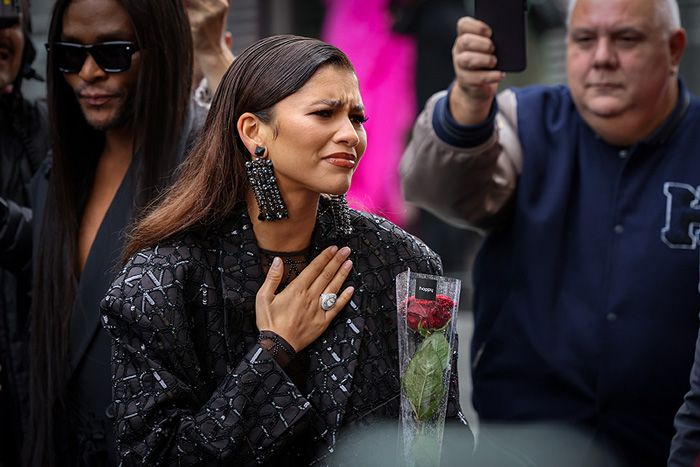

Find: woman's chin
<box><xmin>320</xmin><ymin>181</ymin><xmax>351</xmax><ymax>196</ymax></box>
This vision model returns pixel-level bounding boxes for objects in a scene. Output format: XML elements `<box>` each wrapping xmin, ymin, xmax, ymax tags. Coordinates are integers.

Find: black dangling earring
<box><xmin>245</xmin><ymin>146</ymin><xmax>289</xmax><ymax>221</ymax></box>
<box><xmin>329</xmin><ymin>194</ymin><xmax>352</xmax><ymax>235</ymax></box>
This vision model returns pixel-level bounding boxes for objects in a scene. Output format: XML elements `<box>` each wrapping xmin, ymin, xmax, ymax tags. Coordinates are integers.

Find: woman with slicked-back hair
<box><xmin>101</xmin><ymin>34</ymin><xmax>470</xmax><ymax>465</ymax></box>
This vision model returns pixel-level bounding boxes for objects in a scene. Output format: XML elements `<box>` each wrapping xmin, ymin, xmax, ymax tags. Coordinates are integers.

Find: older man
<box><xmin>401</xmin><ymin>0</ymin><xmax>695</xmax><ymax>465</ymax></box>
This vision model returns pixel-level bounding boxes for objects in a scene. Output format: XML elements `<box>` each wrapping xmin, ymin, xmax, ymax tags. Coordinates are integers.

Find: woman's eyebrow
<box><xmin>309</xmin><ymin>99</ymin><xmax>365</xmax><ymax>114</ymax></box>
<box><xmin>311</xmin><ymin>99</ymin><xmax>343</xmax><ymax>108</ymax></box>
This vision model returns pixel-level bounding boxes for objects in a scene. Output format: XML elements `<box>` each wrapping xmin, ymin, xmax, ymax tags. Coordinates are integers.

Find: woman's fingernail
<box><xmin>343</xmin><ymin>259</ymin><xmax>353</xmax><ymax>270</ymax></box>
<box><xmin>272</xmin><ymin>257</ymin><xmax>282</xmax><ymax>268</ymax></box>
<box><xmin>329</xmin><ymin>245</ymin><xmax>339</xmax><ymax>254</ymax></box>
<box><xmin>339</xmin><ymin>246</ymin><xmax>351</xmax><ymax>256</ymax></box>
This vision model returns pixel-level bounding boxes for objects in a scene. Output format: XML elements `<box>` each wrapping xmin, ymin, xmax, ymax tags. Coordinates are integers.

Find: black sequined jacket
<box><xmin>101</xmin><ymin>201</ymin><xmax>469</xmax><ymax>466</ymax></box>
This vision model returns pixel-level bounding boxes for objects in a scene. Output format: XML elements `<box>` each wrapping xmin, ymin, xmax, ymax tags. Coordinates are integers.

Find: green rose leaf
<box><xmin>401</xmin><ymin>332</ymin><xmax>451</xmax><ymax>421</ymax></box>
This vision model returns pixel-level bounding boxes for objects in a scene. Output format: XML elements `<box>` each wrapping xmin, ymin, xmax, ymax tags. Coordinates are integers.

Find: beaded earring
<box><xmin>245</xmin><ymin>146</ymin><xmax>289</xmax><ymax>221</ymax></box>
<box><xmin>329</xmin><ymin>194</ymin><xmax>353</xmax><ymax>235</ymax></box>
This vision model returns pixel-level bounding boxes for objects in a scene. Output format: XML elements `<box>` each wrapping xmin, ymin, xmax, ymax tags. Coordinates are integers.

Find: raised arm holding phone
<box><xmin>401</xmin><ymin>1</ymin><xmax>700</xmax><ymax>465</ymax></box>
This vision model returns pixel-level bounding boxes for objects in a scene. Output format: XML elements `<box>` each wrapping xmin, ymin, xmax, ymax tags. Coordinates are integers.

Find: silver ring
<box><xmin>320</xmin><ymin>293</ymin><xmax>338</xmax><ymax>311</ymax></box>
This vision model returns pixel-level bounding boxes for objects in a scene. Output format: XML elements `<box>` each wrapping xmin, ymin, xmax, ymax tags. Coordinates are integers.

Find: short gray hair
<box><xmin>566</xmin><ymin>0</ymin><xmax>681</xmax><ymax>32</ymax></box>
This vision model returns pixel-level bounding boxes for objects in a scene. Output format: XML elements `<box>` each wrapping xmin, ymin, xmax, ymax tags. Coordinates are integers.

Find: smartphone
<box><xmin>474</xmin><ymin>0</ymin><xmax>528</xmax><ymax>72</ymax></box>
<box><xmin>0</xmin><ymin>0</ymin><xmax>21</xmax><ymax>29</ymax></box>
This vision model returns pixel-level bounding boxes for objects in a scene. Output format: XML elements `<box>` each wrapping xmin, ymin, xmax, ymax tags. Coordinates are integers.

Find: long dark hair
<box><xmin>124</xmin><ymin>35</ymin><xmax>353</xmax><ymax>259</ymax></box>
<box><xmin>26</xmin><ymin>0</ymin><xmax>193</xmax><ymax>464</ymax></box>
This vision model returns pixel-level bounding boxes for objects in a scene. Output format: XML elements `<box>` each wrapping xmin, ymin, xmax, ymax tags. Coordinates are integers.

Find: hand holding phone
<box><xmin>449</xmin><ymin>17</ymin><xmax>506</xmax><ymax>125</ymax></box>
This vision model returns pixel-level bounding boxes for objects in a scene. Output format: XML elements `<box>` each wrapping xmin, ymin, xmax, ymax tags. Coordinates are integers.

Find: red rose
<box><xmin>405</xmin><ymin>294</ymin><xmax>454</xmax><ymax>332</ymax></box>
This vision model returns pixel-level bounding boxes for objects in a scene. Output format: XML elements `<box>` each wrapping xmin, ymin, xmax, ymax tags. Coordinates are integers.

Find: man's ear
<box><xmin>237</xmin><ymin>112</ymin><xmax>265</xmax><ymax>156</ymax></box>
<box><xmin>669</xmin><ymin>28</ymin><xmax>687</xmax><ymax>74</ymax></box>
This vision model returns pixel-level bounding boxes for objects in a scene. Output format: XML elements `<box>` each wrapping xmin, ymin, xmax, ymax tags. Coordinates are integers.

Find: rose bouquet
<box><xmin>396</xmin><ymin>270</ymin><xmax>461</xmax><ymax>467</ymax></box>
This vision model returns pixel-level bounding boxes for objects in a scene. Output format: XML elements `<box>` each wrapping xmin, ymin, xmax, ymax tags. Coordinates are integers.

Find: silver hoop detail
<box><xmin>320</xmin><ymin>293</ymin><xmax>338</xmax><ymax>311</ymax></box>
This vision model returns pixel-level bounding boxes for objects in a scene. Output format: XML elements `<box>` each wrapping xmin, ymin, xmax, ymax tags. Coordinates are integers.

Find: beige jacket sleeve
<box><xmin>400</xmin><ymin>89</ymin><xmax>523</xmax><ymax>231</ymax></box>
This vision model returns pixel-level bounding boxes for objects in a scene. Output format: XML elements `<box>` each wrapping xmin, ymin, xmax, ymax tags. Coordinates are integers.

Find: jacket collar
<box><xmin>69</xmin><ymin>157</ymin><xmax>136</xmax><ymax>377</ymax></box>
<box><xmin>643</xmin><ymin>78</ymin><xmax>690</xmax><ymax>148</ymax></box>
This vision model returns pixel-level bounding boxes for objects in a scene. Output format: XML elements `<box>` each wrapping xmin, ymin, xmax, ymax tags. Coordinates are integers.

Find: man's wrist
<box><xmin>448</xmin><ymin>84</ymin><xmax>494</xmax><ymax>126</ymax></box>
<box><xmin>431</xmin><ymin>85</ymin><xmax>497</xmax><ymax>148</ymax></box>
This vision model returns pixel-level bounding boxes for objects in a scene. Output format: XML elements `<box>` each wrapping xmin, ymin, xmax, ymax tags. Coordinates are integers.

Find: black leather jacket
<box><xmin>101</xmin><ymin>200</ymin><xmax>471</xmax><ymax>466</ymax></box>
<box><xmin>0</xmin><ymin>91</ymin><xmax>49</xmax><ymax>467</ymax></box>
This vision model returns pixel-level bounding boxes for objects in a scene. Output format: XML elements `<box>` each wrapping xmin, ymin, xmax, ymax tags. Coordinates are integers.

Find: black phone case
<box><xmin>474</xmin><ymin>0</ymin><xmax>528</xmax><ymax>72</ymax></box>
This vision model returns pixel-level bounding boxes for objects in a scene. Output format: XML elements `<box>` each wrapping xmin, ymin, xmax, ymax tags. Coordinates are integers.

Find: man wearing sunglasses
<box><xmin>13</xmin><ymin>0</ymin><xmax>229</xmax><ymax>465</ymax></box>
<box><xmin>0</xmin><ymin>1</ymin><xmax>48</xmax><ymax>466</ymax></box>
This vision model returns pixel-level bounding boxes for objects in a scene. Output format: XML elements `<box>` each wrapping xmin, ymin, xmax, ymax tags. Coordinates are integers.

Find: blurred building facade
<box><xmin>25</xmin><ymin>0</ymin><xmax>700</xmax><ymax>102</ymax></box>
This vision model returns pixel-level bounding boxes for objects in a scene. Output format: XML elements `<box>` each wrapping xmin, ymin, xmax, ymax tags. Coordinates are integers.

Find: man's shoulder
<box><xmin>348</xmin><ymin>209</ymin><xmax>441</xmax><ymax>267</ymax></box>
<box><xmin>685</xmin><ymin>90</ymin><xmax>700</xmax><ymax>114</ymax></box>
<box><xmin>2</xmin><ymin>95</ymin><xmax>50</xmax><ymax>170</ymax></box>
<box><xmin>659</xmin><ymin>88</ymin><xmax>700</xmax><ymax>138</ymax></box>
<box><xmin>12</xmin><ymin>95</ymin><xmax>48</xmax><ymax>130</ymax></box>
<box><xmin>507</xmin><ymin>84</ymin><xmax>579</xmax><ymax>134</ymax></box>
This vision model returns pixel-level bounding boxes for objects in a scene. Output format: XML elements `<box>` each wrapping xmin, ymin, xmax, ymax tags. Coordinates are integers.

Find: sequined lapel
<box><xmin>217</xmin><ymin>209</ymin><xmax>261</xmax><ymax>310</ymax></box>
<box><xmin>217</xmin><ymin>206</ymin><xmax>263</xmax><ymax>366</ymax></box>
<box><xmin>304</xmin><ymin>290</ymin><xmax>365</xmax><ymax>454</ymax></box>
<box><xmin>304</xmin><ymin>200</ymin><xmax>366</xmax><ymax>453</ymax></box>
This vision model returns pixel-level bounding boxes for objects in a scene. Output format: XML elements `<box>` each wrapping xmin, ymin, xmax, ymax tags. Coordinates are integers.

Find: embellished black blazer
<box><xmin>101</xmin><ymin>201</ymin><xmax>468</xmax><ymax>466</ymax></box>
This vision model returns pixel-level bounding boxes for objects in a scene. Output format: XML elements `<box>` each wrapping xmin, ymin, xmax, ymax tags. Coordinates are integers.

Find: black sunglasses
<box><xmin>45</xmin><ymin>41</ymin><xmax>139</xmax><ymax>74</ymax></box>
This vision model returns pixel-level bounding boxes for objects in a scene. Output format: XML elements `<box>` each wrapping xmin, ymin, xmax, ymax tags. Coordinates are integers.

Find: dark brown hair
<box><xmin>124</xmin><ymin>34</ymin><xmax>353</xmax><ymax>259</ymax></box>
<box><xmin>27</xmin><ymin>0</ymin><xmax>192</xmax><ymax>464</ymax></box>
